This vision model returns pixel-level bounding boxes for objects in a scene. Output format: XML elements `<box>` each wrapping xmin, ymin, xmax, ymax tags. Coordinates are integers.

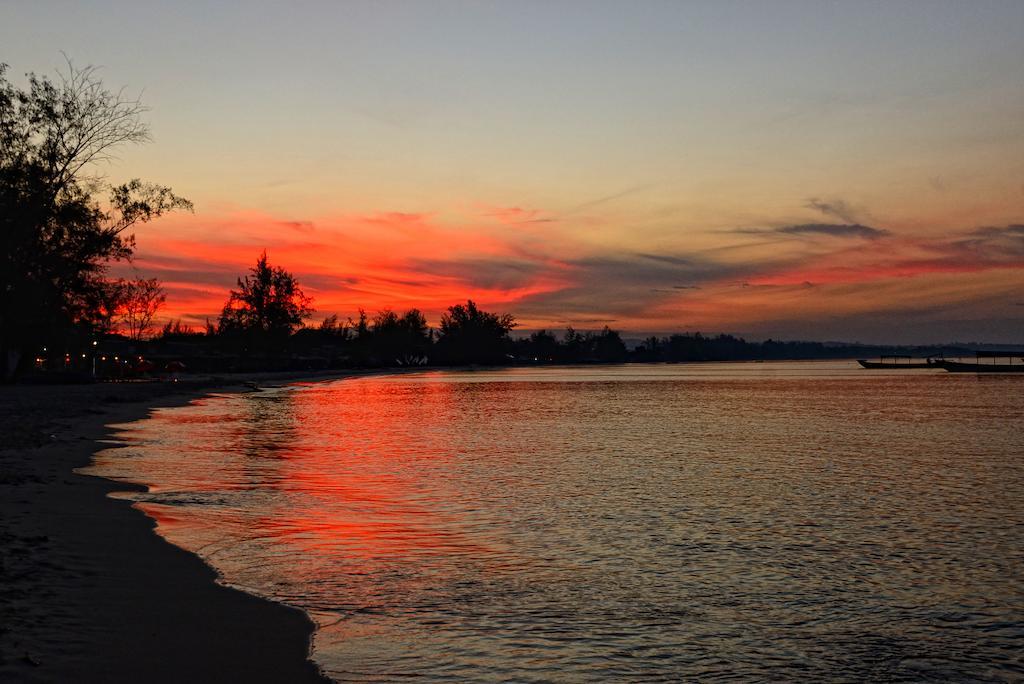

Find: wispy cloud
<box><xmin>732</xmin><ymin>222</ymin><xmax>889</xmax><ymax>240</ymax></box>
<box><xmin>722</xmin><ymin>198</ymin><xmax>889</xmax><ymax>241</ymax></box>
<box><xmin>953</xmin><ymin>224</ymin><xmax>1024</xmax><ymax>257</ymax></box>
<box><xmin>277</xmin><ymin>220</ymin><xmax>315</xmax><ymax>233</ymax></box>
<box><xmin>804</xmin><ymin>197</ymin><xmax>864</xmax><ymax>224</ymax></box>
<box><xmin>742</xmin><ymin>224</ymin><xmax>1024</xmax><ymax>287</ymax></box>
<box><xmin>776</xmin><ymin>223</ymin><xmax>889</xmax><ymax>239</ymax></box>
<box><xmin>561</xmin><ymin>183</ymin><xmax>655</xmax><ymax>216</ymax></box>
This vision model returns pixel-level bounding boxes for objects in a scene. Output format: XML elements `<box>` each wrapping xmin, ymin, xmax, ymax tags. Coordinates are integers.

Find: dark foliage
<box><xmin>434</xmin><ymin>300</ymin><xmax>516</xmax><ymax>365</ymax></box>
<box><xmin>628</xmin><ymin>332</ymin><xmax>938</xmax><ymax>362</ymax></box>
<box><xmin>218</xmin><ymin>251</ymin><xmax>313</xmax><ymax>348</ymax></box>
<box><xmin>514</xmin><ymin>326</ymin><xmax>627</xmax><ymax>363</ymax></box>
<box><xmin>513</xmin><ymin>326</ymin><xmax>627</xmax><ymax>363</ymax></box>
<box><xmin>117</xmin><ymin>277</ymin><xmax>165</xmax><ymax>341</ymax></box>
<box><xmin>0</xmin><ymin>61</ymin><xmax>190</xmax><ymax>379</ymax></box>
<box><xmin>369</xmin><ymin>309</ymin><xmax>431</xmax><ymax>365</ymax></box>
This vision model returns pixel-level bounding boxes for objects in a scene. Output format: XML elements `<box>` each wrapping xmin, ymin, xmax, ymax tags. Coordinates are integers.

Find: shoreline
<box><xmin>0</xmin><ymin>372</ymin><xmax>360</xmax><ymax>683</ymax></box>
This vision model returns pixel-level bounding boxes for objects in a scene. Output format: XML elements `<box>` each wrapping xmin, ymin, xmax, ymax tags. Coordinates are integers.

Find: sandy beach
<box><xmin>0</xmin><ymin>374</ymin><xmax>342</xmax><ymax>683</ymax></box>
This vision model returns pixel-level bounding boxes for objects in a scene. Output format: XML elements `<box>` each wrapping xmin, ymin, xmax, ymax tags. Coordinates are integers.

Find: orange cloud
<box><xmin>121</xmin><ymin>208</ymin><xmax>576</xmax><ymax>327</ymax></box>
<box><xmin>743</xmin><ymin>228</ymin><xmax>1024</xmax><ymax>287</ymax></box>
<box><xmin>117</xmin><ymin>206</ymin><xmax>1023</xmax><ymax>341</ymax></box>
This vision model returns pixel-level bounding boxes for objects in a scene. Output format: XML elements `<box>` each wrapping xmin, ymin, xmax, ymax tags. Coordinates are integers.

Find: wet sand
<box><xmin>0</xmin><ymin>374</ymin><xmax>343</xmax><ymax>683</ymax></box>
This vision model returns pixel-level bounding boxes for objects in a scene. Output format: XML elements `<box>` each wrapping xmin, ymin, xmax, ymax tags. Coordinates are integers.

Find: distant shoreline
<box><xmin>0</xmin><ymin>371</ymin><xmax>362</xmax><ymax>683</ymax></box>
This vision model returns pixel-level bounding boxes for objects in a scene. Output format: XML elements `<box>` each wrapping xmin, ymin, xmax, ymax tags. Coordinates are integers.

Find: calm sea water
<box><xmin>87</xmin><ymin>362</ymin><xmax>1024</xmax><ymax>681</ymax></box>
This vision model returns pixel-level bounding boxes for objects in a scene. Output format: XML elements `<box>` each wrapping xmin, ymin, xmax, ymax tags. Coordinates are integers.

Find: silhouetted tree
<box><xmin>340</xmin><ymin>308</ymin><xmax>372</xmax><ymax>363</ymax></box>
<box><xmin>117</xmin><ymin>277</ymin><xmax>165</xmax><ymax>341</ymax></box>
<box><xmin>561</xmin><ymin>327</ymin><xmax>586</xmax><ymax>361</ymax></box>
<box><xmin>80</xmin><ymin>279</ymin><xmax>123</xmax><ymax>337</ymax></box>
<box><xmin>159</xmin><ymin>319</ymin><xmax>201</xmax><ymax>340</ymax></box>
<box><xmin>218</xmin><ymin>252</ymin><xmax>313</xmax><ymax>346</ymax></box>
<box><xmin>591</xmin><ymin>326</ymin><xmax>627</xmax><ymax>362</ymax></box>
<box><xmin>351</xmin><ymin>309</ymin><xmax>369</xmax><ymax>339</ymax></box>
<box><xmin>289</xmin><ymin>313</ymin><xmax>353</xmax><ymax>367</ymax></box>
<box><xmin>370</xmin><ymin>308</ymin><xmax>431</xmax><ymax>365</ymax></box>
<box><xmin>399</xmin><ymin>309</ymin><xmax>429</xmax><ymax>339</ymax></box>
<box><xmin>312</xmin><ymin>314</ymin><xmax>351</xmax><ymax>342</ymax></box>
<box><xmin>435</xmin><ymin>300</ymin><xmax>516</xmax><ymax>364</ymax></box>
<box><xmin>632</xmin><ymin>335</ymin><xmax>662</xmax><ymax>362</ymax></box>
<box><xmin>527</xmin><ymin>329</ymin><xmax>560</xmax><ymax>361</ymax></box>
<box><xmin>319</xmin><ymin>314</ymin><xmax>341</xmax><ymax>334</ymax></box>
<box><xmin>0</xmin><ymin>60</ymin><xmax>190</xmax><ymax>378</ymax></box>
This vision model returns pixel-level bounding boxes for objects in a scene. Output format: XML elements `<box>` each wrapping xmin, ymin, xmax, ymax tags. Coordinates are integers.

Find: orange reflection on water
<box><xmin>260</xmin><ymin>378</ymin><xmax>494</xmax><ymax>560</ymax></box>
<box><xmin>103</xmin><ymin>375</ymin><xmax>500</xmax><ymax>605</ymax></box>
<box><xmin>90</xmin><ymin>365</ymin><xmax>1024</xmax><ymax>682</ymax></box>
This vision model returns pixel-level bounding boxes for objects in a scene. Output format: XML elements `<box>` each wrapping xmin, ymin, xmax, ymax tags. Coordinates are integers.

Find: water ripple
<box><xmin>86</xmin><ymin>363</ymin><xmax>1024</xmax><ymax>681</ymax></box>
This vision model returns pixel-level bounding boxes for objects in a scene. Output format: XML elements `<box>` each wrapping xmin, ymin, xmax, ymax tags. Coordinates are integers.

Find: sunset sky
<box><xmin>3</xmin><ymin>1</ymin><xmax>1023</xmax><ymax>343</ymax></box>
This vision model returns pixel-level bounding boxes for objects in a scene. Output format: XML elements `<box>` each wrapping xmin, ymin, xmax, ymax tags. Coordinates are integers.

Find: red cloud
<box><xmin>121</xmin><ymin>209</ymin><xmax>573</xmax><ymax>328</ymax></box>
<box><xmin>119</xmin><ymin>208</ymin><xmax>1024</xmax><ymax>333</ymax></box>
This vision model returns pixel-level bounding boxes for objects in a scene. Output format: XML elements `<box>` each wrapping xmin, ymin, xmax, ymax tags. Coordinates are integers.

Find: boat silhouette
<box><xmin>933</xmin><ymin>351</ymin><xmax>1024</xmax><ymax>373</ymax></box>
<box><xmin>857</xmin><ymin>355</ymin><xmax>937</xmax><ymax>369</ymax></box>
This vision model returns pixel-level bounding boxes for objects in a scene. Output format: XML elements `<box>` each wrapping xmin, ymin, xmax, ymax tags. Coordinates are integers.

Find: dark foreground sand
<box><xmin>0</xmin><ymin>374</ymin><xmax>343</xmax><ymax>683</ymax></box>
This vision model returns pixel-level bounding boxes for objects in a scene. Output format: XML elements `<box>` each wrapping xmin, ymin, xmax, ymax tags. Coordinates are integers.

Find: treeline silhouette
<box><xmin>130</xmin><ymin>310</ymin><xmax>974</xmax><ymax>375</ymax></box>
<box><xmin>1</xmin><ymin>60</ymin><xmax>985</xmax><ymax>382</ymax></box>
<box><xmin>633</xmin><ymin>334</ymin><xmax>849</xmax><ymax>362</ymax></box>
<box><xmin>515</xmin><ymin>328</ymin><xmax>628</xmax><ymax>364</ymax></box>
<box><xmin>136</xmin><ymin>255</ymin><xmax>630</xmax><ymax>370</ymax></box>
<box><xmin>21</xmin><ymin>247</ymin><xmax>982</xmax><ymax>379</ymax></box>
